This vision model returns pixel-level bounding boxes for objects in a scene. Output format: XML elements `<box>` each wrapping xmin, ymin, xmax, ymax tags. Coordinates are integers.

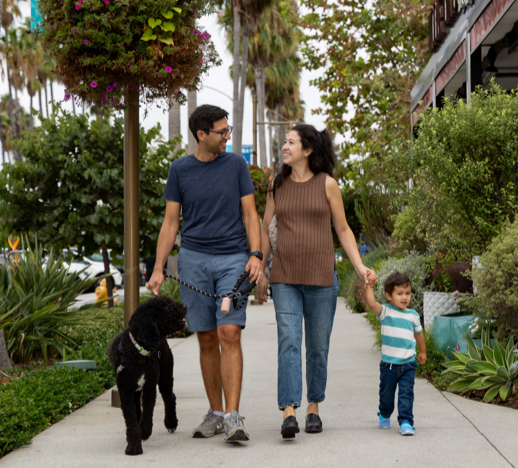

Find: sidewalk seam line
<box><xmin>440</xmin><ymin>391</ymin><xmax>515</xmax><ymax>468</ymax></box>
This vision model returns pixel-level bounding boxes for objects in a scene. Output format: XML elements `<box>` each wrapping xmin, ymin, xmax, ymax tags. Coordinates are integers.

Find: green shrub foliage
<box><xmin>0</xmin><ymin>108</ymin><xmax>181</xmax><ymax>260</ymax></box>
<box><xmin>471</xmin><ymin>220</ymin><xmax>518</xmax><ymax>334</ymax></box>
<box><xmin>408</xmin><ymin>83</ymin><xmax>518</xmax><ymax>259</ymax></box>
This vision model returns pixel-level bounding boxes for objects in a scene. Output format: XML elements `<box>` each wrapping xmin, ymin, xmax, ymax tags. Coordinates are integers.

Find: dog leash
<box><xmin>165</xmin><ymin>270</ymin><xmax>255</xmax><ymax>311</ymax></box>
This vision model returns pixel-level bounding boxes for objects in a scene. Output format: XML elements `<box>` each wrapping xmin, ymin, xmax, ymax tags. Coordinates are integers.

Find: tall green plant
<box><xmin>408</xmin><ymin>83</ymin><xmax>518</xmax><ymax>258</ymax></box>
<box><xmin>0</xmin><ymin>240</ymin><xmax>99</xmax><ymax>363</ymax></box>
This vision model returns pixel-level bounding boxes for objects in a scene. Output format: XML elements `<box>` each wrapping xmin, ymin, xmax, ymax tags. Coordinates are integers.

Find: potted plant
<box><xmin>34</xmin><ymin>0</ymin><xmax>221</xmax><ymax>109</ymax></box>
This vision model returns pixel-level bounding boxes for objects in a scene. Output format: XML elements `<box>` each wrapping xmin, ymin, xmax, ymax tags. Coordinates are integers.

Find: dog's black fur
<box><xmin>107</xmin><ymin>295</ymin><xmax>186</xmax><ymax>456</ymax></box>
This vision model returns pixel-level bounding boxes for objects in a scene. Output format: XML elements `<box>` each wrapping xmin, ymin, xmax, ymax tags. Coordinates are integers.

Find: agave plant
<box><xmin>0</xmin><ymin>239</ymin><xmax>105</xmax><ymax>364</ymax></box>
<box><xmin>443</xmin><ymin>330</ymin><xmax>518</xmax><ymax>402</ymax></box>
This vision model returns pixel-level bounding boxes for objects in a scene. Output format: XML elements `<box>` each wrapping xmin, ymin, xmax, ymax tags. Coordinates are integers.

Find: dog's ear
<box><xmin>135</xmin><ymin>321</ymin><xmax>161</xmax><ymax>352</ymax></box>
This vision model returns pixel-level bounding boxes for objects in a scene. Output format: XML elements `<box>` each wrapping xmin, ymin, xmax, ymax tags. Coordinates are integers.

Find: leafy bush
<box><xmin>417</xmin><ymin>330</ymin><xmax>447</xmax><ymax>380</ymax></box>
<box><xmin>160</xmin><ymin>277</ymin><xmax>182</xmax><ymax>303</ymax></box>
<box><xmin>36</xmin><ymin>0</ymin><xmax>219</xmax><ymax>109</ymax></box>
<box><xmin>470</xmin><ymin>220</ymin><xmax>518</xmax><ymax>337</ymax></box>
<box><xmin>407</xmin><ymin>83</ymin><xmax>518</xmax><ymax>259</ymax></box>
<box><xmin>390</xmin><ymin>207</ymin><xmax>428</xmax><ymax>254</ymax></box>
<box><xmin>443</xmin><ymin>332</ymin><xmax>518</xmax><ymax>402</ymax></box>
<box><xmin>373</xmin><ymin>250</ymin><xmax>432</xmax><ymax>317</ymax></box>
<box><xmin>0</xmin><ymin>241</ymin><xmax>98</xmax><ymax>363</ymax></box>
<box><xmin>0</xmin><ymin>364</ymin><xmax>106</xmax><ymax>456</ymax></box>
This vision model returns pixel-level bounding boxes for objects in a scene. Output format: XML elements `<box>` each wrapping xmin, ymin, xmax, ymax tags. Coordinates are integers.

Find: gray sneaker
<box><xmin>223</xmin><ymin>410</ymin><xmax>250</xmax><ymax>442</ymax></box>
<box><xmin>192</xmin><ymin>409</ymin><xmax>224</xmax><ymax>438</ymax></box>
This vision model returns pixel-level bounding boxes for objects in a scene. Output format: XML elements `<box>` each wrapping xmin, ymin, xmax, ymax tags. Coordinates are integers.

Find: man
<box><xmin>148</xmin><ymin>104</ymin><xmax>262</xmax><ymax>442</ymax></box>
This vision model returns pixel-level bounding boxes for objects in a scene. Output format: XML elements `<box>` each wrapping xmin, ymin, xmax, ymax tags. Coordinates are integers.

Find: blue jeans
<box><xmin>271</xmin><ymin>274</ymin><xmax>340</xmax><ymax>410</ymax></box>
<box><xmin>379</xmin><ymin>360</ymin><xmax>417</xmax><ymax>426</ymax></box>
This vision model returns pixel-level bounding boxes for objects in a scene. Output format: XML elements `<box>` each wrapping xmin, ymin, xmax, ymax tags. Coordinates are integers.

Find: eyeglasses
<box><xmin>209</xmin><ymin>126</ymin><xmax>233</xmax><ymax>139</ymax></box>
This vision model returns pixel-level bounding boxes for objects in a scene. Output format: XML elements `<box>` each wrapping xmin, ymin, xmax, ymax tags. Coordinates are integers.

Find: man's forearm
<box><xmin>244</xmin><ymin>213</ymin><xmax>261</xmax><ymax>253</ymax></box>
<box><xmin>154</xmin><ymin>220</ymin><xmax>179</xmax><ymax>273</ymax></box>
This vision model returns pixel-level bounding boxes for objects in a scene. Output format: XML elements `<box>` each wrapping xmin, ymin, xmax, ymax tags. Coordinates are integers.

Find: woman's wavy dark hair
<box><xmin>269</xmin><ymin>124</ymin><xmax>336</xmax><ymax>194</ymax></box>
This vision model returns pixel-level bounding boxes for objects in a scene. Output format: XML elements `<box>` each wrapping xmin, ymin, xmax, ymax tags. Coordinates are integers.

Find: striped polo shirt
<box><xmin>378</xmin><ymin>304</ymin><xmax>422</xmax><ymax>364</ymax></box>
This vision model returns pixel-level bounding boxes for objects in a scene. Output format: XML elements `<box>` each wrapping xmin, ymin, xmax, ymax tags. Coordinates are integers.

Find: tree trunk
<box><xmin>12</xmin><ymin>88</ymin><xmax>21</xmax><ymax>162</ymax></box>
<box><xmin>0</xmin><ymin>329</ymin><xmax>13</xmax><ymax>371</ymax></box>
<box><xmin>5</xmin><ymin>56</ymin><xmax>16</xmax><ymax>144</ymax></box>
<box><xmin>237</xmin><ymin>24</ymin><xmax>250</xmax><ymax>150</ymax></box>
<box><xmin>168</xmin><ymin>100</ymin><xmax>181</xmax><ymax>152</ymax></box>
<box><xmin>43</xmin><ymin>80</ymin><xmax>49</xmax><ymax>118</ymax></box>
<box><xmin>255</xmin><ymin>63</ymin><xmax>267</xmax><ymax>167</ymax></box>
<box><xmin>276</xmin><ymin>104</ymin><xmax>283</xmax><ymax>174</ymax></box>
<box><xmin>101</xmin><ymin>242</ymin><xmax>115</xmax><ymax>309</ymax></box>
<box><xmin>29</xmin><ymin>94</ymin><xmax>34</xmax><ymax>133</ymax></box>
<box><xmin>268</xmin><ymin>110</ymin><xmax>273</xmax><ymax>169</ymax></box>
<box><xmin>232</xmin><ymin>0</ymin><xmax>242</xmax><ymax>155</ymax></box>
<box><xmin>187</xmin><ymin>91</ymin><xmax>197</xmax><ymax>154</ymax></box>
<box><xmin>38</xmin><ymin>88</ymin><xmax>43</xmax><ymax>117</ymax></box>
<box><xmin>71</xmin><ymin>95</ymin><xmax>76</xmax><ymax>115</ymax></box>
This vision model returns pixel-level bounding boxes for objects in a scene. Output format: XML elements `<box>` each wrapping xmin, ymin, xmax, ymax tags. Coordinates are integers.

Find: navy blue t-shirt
<box><xmin>163</xmin><ymin>153</ymin><xmax>255</xmax><ymax>254</ymax></box>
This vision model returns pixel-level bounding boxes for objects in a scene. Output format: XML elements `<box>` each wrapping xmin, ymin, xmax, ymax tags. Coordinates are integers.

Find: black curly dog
<box><xmin>107</xmin><ymin>295</ymin><xmax>186</xmax><ymax>456</ymax></box>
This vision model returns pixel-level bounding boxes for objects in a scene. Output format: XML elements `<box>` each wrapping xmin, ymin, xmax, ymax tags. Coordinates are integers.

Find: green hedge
<box><xmin>0</xmin><ymin>365</ymin><xmax>107</xmax><ymax>456</ymax></box>
<box><xmin>0</xmin><ymin>307</ymin><xmax>121</xmax><ymax>457</ymax></box>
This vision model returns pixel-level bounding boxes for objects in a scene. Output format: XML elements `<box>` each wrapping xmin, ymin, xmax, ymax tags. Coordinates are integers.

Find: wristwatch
<box><xmin>250</xmin><ymin>251</ymin><xmax>263</xmax><ymax>261</ymax></box>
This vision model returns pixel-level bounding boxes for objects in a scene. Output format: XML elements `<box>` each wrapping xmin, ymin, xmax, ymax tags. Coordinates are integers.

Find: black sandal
<box><xmin>281</xmin><ymin>415</ymin><xmax>300</xmax><ymax>439</ymax></box>
<box><xmin>305</xmin><ymin>413</ymin><xmax>323</xmax><ymax>433</ymax></box>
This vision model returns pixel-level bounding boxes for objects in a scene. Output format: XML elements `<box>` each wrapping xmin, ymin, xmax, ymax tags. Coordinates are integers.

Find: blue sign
<box><xmin>225</xmin><ymin>145</ymin><xmax>254</xmax><ymax>164</ymax></box>
<box><xmin>31</xmin><ymin>0</ymin><xmax>43</xmax><ymax>32</ymax></box>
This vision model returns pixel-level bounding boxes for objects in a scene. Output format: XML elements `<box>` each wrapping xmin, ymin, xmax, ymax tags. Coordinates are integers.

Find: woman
<box><xmin>256</xmin><ymin>124</ymin><xmax>377</xmax><ymax>439</ymax></box>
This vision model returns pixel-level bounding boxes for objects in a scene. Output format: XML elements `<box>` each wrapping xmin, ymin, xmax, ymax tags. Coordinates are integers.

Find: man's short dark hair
<box><xmin>384</xmin><ymin>272</ymin><xmax>412</xmax><ymax>295</ymax></box>
<box><xmin>189</xmin><ymin>104</ymin><xmax>229</xmax><ymax>143</ymax></box>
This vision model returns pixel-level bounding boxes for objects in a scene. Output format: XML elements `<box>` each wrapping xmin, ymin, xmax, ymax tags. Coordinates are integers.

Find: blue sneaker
<box><xmin>378</xmin><ymin>413</ymin><xmax>391</xmax><ymax>429</ymax></box>
<box><xmin>400</xmin><ymin>420</ymin><xmax>415</xmax><ymax>436</ymax></box>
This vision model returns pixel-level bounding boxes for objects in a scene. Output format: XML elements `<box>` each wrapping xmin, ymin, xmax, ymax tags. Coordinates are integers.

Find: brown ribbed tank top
<box><xmin>269</xmin><ymin>172</ymin><xmax>335</xmax><ymax>287</ymax></box>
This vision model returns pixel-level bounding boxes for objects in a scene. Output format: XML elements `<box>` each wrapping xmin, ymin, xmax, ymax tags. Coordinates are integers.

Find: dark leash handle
<box><xmin>165</xmin><ymin>270</ymin><xmax>256</xmax><ymax>311</ymax></box>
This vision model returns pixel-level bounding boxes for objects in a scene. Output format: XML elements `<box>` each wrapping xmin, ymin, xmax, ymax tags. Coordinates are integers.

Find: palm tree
<box><xmin>219</xmin><ymin>0</ymin><xmax>269</xmax><ymax>155</ymax></box>
<box><xmin>246</xmin><ymin>0</ymin><xmax>300</xmax><ymax>167</ymax></box>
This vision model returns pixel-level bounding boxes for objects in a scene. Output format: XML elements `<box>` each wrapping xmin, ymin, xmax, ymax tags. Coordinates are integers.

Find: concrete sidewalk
<box><xmin>2</xmin><ymin>298</ymin><xmax>517</xmax><ymax>468</ymax></box>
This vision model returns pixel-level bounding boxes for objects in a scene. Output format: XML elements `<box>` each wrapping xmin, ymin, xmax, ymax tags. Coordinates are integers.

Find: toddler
<box><xmin>365</xmin><ymin>272</ymin><xmax>426</xmax><ymax>436</ymax></box>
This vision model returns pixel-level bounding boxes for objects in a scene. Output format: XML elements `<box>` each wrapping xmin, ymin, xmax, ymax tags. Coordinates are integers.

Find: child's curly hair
<box><xmin>384</xmin><ymin>272</ymin><xmax>412</xmax><ymax>295</ymax></box>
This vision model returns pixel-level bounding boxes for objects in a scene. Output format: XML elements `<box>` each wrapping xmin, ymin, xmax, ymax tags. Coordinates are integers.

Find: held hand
<box><xmin>148</xmin><ymin>271</ymin><xmax>164</xmax><ymax>296</ymax></box>
<box><xmin>246</xmin><ymin>256</ymin><xmax>263</xmax><ymax>284</ymax></box>
<box><xmin>357</xmin><ymin>265</ymin><xmax>378</xmax><ymax>287</ymax></box>
<box><xmin>256</xmin><ymin>275</ymin><xmax>268</xmax><ymax>303</ymax></box>
<box><xmin>418</xmin><ymin>353</ymin><xmax>427</xmax><ymax>365</ymax></box>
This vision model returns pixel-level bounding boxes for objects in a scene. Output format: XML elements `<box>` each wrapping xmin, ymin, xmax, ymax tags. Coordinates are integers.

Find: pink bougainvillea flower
<box><xmin>75</xmin><ymin>4</ymin><xmax>81</xmax><ymax>11</ymax></box>
<box><xmin>201</xmin><ymin>58</ymin><xmax>204</xmax><ymax>64</ymax></box>
<box><xmin>185</xmin><ymin>2</ymin><xmax>188</xmax><ymax>5</ymax></box>
<box><xmin>193</xmin><ymin>29</ymin><xmax>199</xmax><ymax>35</ymax></box>
<box><xmin>165</xmin><ymin>66</ymin><xmax>172</xmax><ymax>72</ymax></box>
<box><xmin>217</xmin><ymin>11</ymin><xmax>221</xmax><ymax>17</ymax></box>
<box><xmin>105</xmin><ymin>0</ymin><xmax>110</xmax><ymax>3</ymax></box>
<box><xmin>65</xmin><ymin>94</ymin><xmax>71</xmax><ymax>100</ymax></box>
<box><xmin>113</xmin><ymin>82</ymin><xmax>118</xmax><ymax>87</ymax></box>
<box><xmin>101</xmin><ymin>94</ymin><xmax>107</xmax><ymax>99</ymax></box>
<box><xmin>72</xmin><ymin>28</ymin><xmax>76</xmax><ymax>34</ymax></box>
<box><xmin>91</xmin><ymin>81</ymin><xmax>97</xmax><ymax>88</ymax></box>
<box><xmin>84</xmin><ymin>40</ymin><xmax>89</xmax><ymax>45</ymax></box>
<box><xmin>106</xmin><ymin>86</ymin><xmax>113</xmax><ymax>92</ymax></box>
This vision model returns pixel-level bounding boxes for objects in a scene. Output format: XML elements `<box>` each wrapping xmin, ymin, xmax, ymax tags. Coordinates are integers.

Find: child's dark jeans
<box><xmin>379</xmin><ymin>360</ymin><xmax>417</xmax><ymax>426</ymax></box>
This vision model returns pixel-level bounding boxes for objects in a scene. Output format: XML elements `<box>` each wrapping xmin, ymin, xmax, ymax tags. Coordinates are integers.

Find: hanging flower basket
<box><xmin>35</xmin><ymin>0</ymin><xmax>220</xmax><ymax>109</ymax></box>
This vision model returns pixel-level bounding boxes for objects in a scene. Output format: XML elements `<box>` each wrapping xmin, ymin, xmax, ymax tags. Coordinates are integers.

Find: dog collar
<box><xmin>129</xmin><ymin>331</ymin><xmax>151</xmax><ymax>357</ymax></box>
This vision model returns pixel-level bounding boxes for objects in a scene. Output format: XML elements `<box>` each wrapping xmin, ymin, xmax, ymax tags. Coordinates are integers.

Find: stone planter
<box><xmin>423</xmin><ymin>291</ymin><xmax>461</xmax><ymax>328</ymax></box>
<box><xmin>431</xmin><ymin>315</ymin><xmax>474</xmax><ymax>355</ymax></box>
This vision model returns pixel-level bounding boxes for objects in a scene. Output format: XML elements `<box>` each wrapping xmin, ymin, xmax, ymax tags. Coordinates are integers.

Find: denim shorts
<box><xmin>177</xmin><ymin>247</ymin><xmax>250</xmax><ymax>332</ymax></box>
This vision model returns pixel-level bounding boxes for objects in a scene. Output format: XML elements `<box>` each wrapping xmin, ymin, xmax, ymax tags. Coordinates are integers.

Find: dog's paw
<box><xmin>125</xmin><ymin>444</ymin><xmax>143</xmax><ymax>456</ymax></box>
<box><xmin>167</xmin><ymin>428</ymin><xmax>176</xmax><ymax>433</ymax></box>
<box><xmin>140</xmin><ymin>428</ymin><xmax>152</xmax><ymax>441</ymax></box>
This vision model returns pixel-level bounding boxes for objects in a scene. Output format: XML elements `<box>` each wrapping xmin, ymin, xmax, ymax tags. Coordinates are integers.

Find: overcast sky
<box><xmin>1</xmin><ymin>1</ymin><xmax>334</xmax><ymax>165</ymax></box>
